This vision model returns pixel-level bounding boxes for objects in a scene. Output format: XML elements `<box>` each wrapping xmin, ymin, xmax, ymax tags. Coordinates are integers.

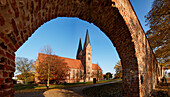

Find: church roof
<box><xmin>84</xmin><ymin>29</ymin><xmax>90</xmax><ymax>48</ymax></box>
<box><xmin>38</xmin><ymin>53</ymin><xmax>102</xmax><ymax>70</ymax></box>
<box><xmin>38</xmin><ymin>53</ymin><xmax>84</xmax><ymax>69</ymax></box>
<box><xmin>77</xmin><ymin>38</ymin><xmax>82</xmax><ymax>54</ymax></box>
<box><xmin>92</xmin><ymin>63</ymin><xmax>102</xmax><ymax>70</ymax></box>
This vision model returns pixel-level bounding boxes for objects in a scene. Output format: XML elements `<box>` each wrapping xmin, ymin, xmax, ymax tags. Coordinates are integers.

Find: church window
<box><xmin>73</xmin><ymin>70</ymin><xmax>75</xmax><ymax>79</ymax></box>
<box><xmin>88</xmin><ymin>52</ymin><xmax>90</xmax><ymax>56</ymax></box>
<box><xmin>88</xmin><ymin>57</ymin><xmax>90</xmax><ymax>61</ymax></box>
<box><xmin>76</xmin><ymin>71</ymin><xmax>78</xmax><ymax>78</ymax></box>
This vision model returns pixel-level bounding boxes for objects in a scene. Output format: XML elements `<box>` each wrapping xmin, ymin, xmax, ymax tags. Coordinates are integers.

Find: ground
<box><xmin>151</xmin><ymin>77</ymin><xmax>170</xmax><ymax>97</ymax></box>
<box><xmin>14</xmin><ymin>78</ymin><xmax>170</xmax><ymax>97</ymax></box>
<box><xmin>15</xmin><ymin>79</ymin><xmax>121</xmax><ymax>97</ymax></box>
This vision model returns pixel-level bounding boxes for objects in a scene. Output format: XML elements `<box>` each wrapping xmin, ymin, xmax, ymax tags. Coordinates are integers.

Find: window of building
<box><xmin>88</xmin><ymin>57</ymin><xmax>90</xmax><ymax>61</ymax></box>
<box><xmin>88</xmin><ymin>52</ymin><xmax>90</xmax><ymax>56</ymax></box>
<box><xmin>73</xmin><ymin>70</ymin><xmax>75</xmax><ymax>79</ymax></box>
<box><xmin>76</xmin><ymin>71</ymin><xmax>78</xmax><ymax>78</ymax></box>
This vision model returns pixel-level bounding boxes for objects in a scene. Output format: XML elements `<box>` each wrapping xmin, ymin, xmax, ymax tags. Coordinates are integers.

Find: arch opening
<box><xmin>15</xmin><ymin>17</ymin><xmax>120</xmax><ymax>83</ymax></box>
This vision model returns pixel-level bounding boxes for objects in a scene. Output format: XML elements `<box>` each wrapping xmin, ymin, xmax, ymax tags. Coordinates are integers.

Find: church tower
<box><xmin>76</xmin><ymin>38</ymin><xmax>82</xmax><ymax>60</ymax></box>
<box><xmin>82</xmin><ymin>29</ymin><xmax>92</xmax><ymax>81</ymax></box>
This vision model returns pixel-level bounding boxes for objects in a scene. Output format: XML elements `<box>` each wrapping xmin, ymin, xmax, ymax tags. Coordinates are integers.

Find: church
<box><xmin>35</xmin><ymin>29</ymin><xmax>103</xmax><ymax>83</ymax></box>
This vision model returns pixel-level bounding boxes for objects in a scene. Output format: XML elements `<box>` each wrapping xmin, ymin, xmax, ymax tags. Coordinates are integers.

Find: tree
<box><xmin>16</xmin><ymin>73</ymin><xmax>35</xmax><ymax>83</ymax></box>
<box><xmin>114</xmin><ymin>60</ymin><xmax>122</xmax><ymax>79</ymax></box>
<box><xmin>15</xmin><ymin>57</ymin><xmax>34</xmax><ymax>84</ymax></box>
<box><xmin>35</xmin><ymin>45</ymin><xmax>70</xmax><ymax>87</ymax></box>
<box><xmin>40</xmin><ymin>45</ymin><xmax>52</xmax><ymax>88</ymax></box>
<box><xmin>104</xmin><ymin>72</ymin><xmax>112</xmax><ymax>80</ymax></box>
<box><xmin>145</xmin><ymin>0</ymin><xmax>170</xmax><ymax>67</ymax></box>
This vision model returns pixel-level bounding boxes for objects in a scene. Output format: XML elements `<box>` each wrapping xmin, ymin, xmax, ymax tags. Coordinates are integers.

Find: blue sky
<box><xmin>15</xmin><ymin>0</ymin><xmax>154</xmax><ymax>75</ymax></box>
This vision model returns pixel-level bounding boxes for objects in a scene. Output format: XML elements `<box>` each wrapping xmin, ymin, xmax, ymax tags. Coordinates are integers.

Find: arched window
<box><xmin>76</xmin><ymin>70</ymin><xmax>79</xmax><ymax>78</ymax></box>
<box><xmin>88</xmin><ymin>57</ymin><xmax>90</xmax><ymax>61</ymax></box>
<box><xmin>88</xmin><ymin>52</ymin><xmax>90</xmax><ymax>56</ymax></box>
<box><xmin>73</xmin><ymin>70</ymin><xmax>75</xmax><ymax>79</ymax></box>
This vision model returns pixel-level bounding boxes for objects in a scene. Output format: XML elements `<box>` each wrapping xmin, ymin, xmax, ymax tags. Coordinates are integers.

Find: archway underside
<box><xmin>0</xmin><ymin>0</ymin><xmax>160</xmax><ymax>97</ymax></box>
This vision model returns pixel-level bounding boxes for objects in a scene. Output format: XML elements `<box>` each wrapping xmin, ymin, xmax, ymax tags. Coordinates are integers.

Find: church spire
<box><xmin>84</xmin><ymin>29</ymin><xmax>90</xmax><ymax>48</ymax></box>
<box><xmin>77</xmin><ymin>38</ymin><xmax>82</xmax><ymax>54</ymax></box>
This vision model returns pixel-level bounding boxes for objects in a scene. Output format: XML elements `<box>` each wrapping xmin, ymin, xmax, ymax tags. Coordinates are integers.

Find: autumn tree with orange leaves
<box><xmin>35</xmin><ymin>45</ymin><xmax>70</xmax><ymax>87</ymax></box>
<box><xmin>145</xmin><ymin>0</ymin><xmax>170</xmax><ymax>67</ymax></box>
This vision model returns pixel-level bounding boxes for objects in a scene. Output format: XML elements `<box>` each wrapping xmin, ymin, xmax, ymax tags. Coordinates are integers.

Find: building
<box><xmin>35</xmin><ymin>29</ymin><xmax>103</xmax><ymax>83</ymax></box>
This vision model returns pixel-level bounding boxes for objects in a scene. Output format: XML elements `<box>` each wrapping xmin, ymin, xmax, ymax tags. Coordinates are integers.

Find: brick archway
<box><xmin>0</xmin><ymin>0</ymin><xmax>161</xmax><ymax>97</ymax></box>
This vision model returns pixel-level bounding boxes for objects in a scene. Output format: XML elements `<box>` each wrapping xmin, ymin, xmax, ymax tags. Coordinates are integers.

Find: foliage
<box><xmin>145</xmin><ymin>0</ymin><xmax>170</xmax><ymax>67</ymax></box>
<box><xmin>36</xmin><ymin>55</ymin><xmax>70</xmax><ymax>81</ymax></box>
<box><xmin>15</xmin><ymin>57</ymin><xmax>34</xmax><ymax>84</ymax></box>
<box><xmin>104</xmin><ymin>72</ymin><xmax>112</xmax><ymax>79</ymax></box>
<box><xmin>35</xmin><ymin>45</ymin><xmax>70</xmax><ymax>85</ymax></box>
<box><xmin>114</xmin><ymin>60</ymin><xmax>122</xmax><ymax>79</ymax></box>
<box><xmin>16</xmin><ymin>73</ymin><xmax>35</xmax><ymax>82</ymax></box>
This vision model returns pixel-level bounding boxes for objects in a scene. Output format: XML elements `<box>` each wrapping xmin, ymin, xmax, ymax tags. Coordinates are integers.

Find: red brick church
<box><xmin>35</xmin><ymin>29</ymin><xmax>103</xmax><ymax>83</ymax></box>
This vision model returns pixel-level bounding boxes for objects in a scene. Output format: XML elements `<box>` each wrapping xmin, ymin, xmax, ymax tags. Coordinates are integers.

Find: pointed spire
<box><xmin>84</xmin><ymin>29</ymin><xmax>90</xmax><ymax>47</ymax></box>
<box><xmin>77</xmin><ymin>38</ymin><xmax>82</xmax><ymax>54</ymax></box>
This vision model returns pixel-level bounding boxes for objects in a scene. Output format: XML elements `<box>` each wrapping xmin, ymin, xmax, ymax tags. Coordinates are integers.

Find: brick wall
<box><xmin>113</xmin><ymin>0</ymin><xmax>161</xmax><ymax>96</ymax></box>
<box><xmin>0</xmin><ymin>0</ymin><xmax>160</xmax><ymax>97</ymax></box>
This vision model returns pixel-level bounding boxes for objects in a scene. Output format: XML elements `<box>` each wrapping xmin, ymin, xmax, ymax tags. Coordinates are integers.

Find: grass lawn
<box><xmin>82</xmin><ymin>79</ymin><xmax>170</xmax><ymax>97</ymax></box>
<box><xmin>14</xmin><ymin>79</ymin><xmax>122</xmax><ymax>92</ymax></box>
<box><xmin>83</xmin><ymin>81</ymin><xmax>122</xmax><ymax>97</ymax></box>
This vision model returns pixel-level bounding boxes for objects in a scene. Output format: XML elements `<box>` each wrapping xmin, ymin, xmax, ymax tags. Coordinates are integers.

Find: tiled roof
<box><xmin>38</xmin><ymin>53</ymin><xmax>84</xmax><ymax>69</ymax></box>
<box><xmin>38</xmin><ymin>53</ymin><xmax>102</xmax><ymax>70</ymax></box>
<box><xmin>92</xmin><ymin>63</ymin><xmax>102</xmax><ymax>70</ymax></box>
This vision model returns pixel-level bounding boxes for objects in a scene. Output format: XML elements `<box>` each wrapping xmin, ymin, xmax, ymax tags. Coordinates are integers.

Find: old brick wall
<box><xmin>113</xmin><ymin>0</ymin><xmax>161</xmax><ymax>96</ymax></box>
<box><xmin>0</xmin><ymin>0</ymin><xmax>160</xmax><ymax>97</ymax></box>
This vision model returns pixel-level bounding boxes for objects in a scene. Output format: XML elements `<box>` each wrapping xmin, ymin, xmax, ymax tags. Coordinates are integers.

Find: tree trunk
<box><xmin>47</xmin><ymin>63</ymin><xmax>50</xmax><ymax>89</ymax></box>
<box><xmin>24</xmin><ymin>78</ymin><xmax>27</xmax><ymax>85</ymax></box>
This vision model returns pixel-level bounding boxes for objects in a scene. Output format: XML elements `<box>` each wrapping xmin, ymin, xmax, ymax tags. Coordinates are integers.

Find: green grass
<box><xmin>83</xmin><ymin>81</ymin><xmax>122</xmax><ymax>97</ymax></box>
<box><xmin>14</xmin><ymin>84</ymin><xmax>38</xmax><ymax>90</ymax></box>
<box><xmin>14</xmin><ymin>79</ymin><xmax>122</xmax><ymax>92</ymax></box>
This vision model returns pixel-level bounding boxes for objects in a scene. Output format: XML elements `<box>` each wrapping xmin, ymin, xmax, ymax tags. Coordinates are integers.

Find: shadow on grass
<box><xmin>14</xmin><ymin>84</ymin><xmax>38</xmax><ymax>90</ymax></box>
<box><xmin>151</xmin><ymin>82</ymin><xmax>170</xmax><ymax>97</ymax></box>
<box><xmin>83</xmin><ymin>82</ymin><xmax>122</xmax><ymax>97</ymax></box>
